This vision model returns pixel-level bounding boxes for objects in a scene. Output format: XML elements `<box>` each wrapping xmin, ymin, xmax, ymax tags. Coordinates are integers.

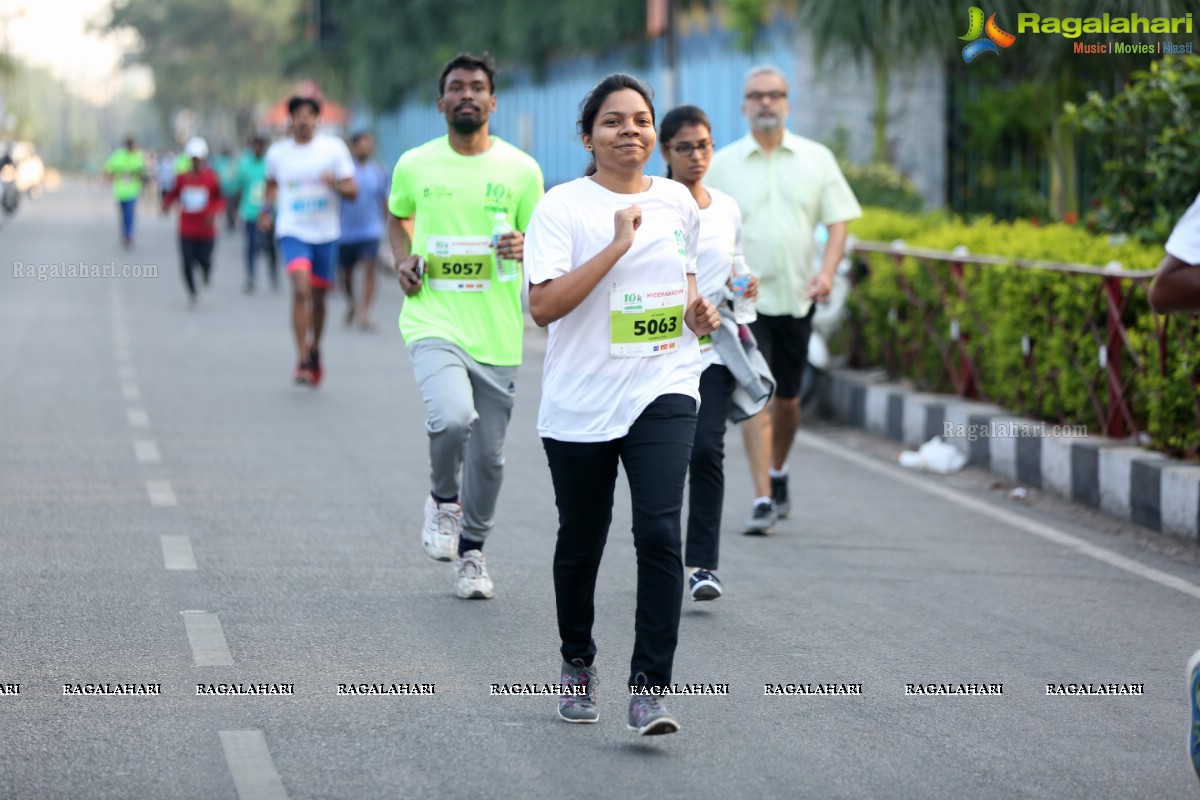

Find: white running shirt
<box><xmin>1166</xmin><ymin>191</ymin><xmax>1200</xmax><ymax>265</ymax></box>
<box><xmin>266</xmin><ymin>134</ymin><xmax>356</xmax><ymax>244</ymax></box>
<box><xmin>526</xmin><ymin>176</ymin><xmax>701</xmax><ymax>442</ymax></box>
<box><xmin>695</xmin><ymin>187</ymin><xmax>743</xmax><ymax>369</ymax></box>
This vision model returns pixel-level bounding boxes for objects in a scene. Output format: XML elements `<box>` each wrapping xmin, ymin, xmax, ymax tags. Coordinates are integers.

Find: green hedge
<box><xmin>846</xmin><ymin>207</ymin><xmax>1200</xmax><ymax>457</ymax></box>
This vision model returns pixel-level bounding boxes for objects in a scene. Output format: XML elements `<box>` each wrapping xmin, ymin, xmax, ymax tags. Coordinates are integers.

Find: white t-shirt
<box><xmin>266</xmin><ymin>135</ymin><xmax>356</xmax><ymax>244</ymax></box>
<box><xmin>526</xmin><ymin>176</ymin><xmax>702</xmax><ymax>442</ymax></box>
<box><xmin>696</xmin><ymin>187</ymin><xmax>742</xmax><ymax>369</ymax></box>
<box><xmin>1166</xmin><ymin>191</ymin><xmax>1200</xmax><ymax>265</ymax></box>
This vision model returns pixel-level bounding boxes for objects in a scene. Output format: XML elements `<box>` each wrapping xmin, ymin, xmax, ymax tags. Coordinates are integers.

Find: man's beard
<box><xmin>750</xmin><ymin>114</ymin><xmax>782</xmax><ymax>133</ymax></box>
<box><xmin>451</xmin><ymin>115</ymin><xmax>485</xmax><ymax>135</ymax></box>
<box><xmin>451</xmin><ymin>105</ymin><xmax>485</xmax><ymax>135</ymax></box>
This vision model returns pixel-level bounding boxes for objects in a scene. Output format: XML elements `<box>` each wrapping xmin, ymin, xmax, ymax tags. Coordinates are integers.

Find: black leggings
<box><xmin>543</xmin><ymin>393</ymin><xmax>698</xmax><ymax>690</ymax></box>
<box><xmin>686</xmin><ymin>365</ymin><xmax>735</xmax><ymax>570</ymax></box>
<box><xmin>180</xmin><ymin>237</ymin><xmax>214</xmax><ymax>297</ymax></box>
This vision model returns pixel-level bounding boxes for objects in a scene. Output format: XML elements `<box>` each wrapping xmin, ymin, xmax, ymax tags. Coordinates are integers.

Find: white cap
<box><xmin>184</xmin><ymin>137</ymin><xmax>209</xmax><ymax>159</ymax></box>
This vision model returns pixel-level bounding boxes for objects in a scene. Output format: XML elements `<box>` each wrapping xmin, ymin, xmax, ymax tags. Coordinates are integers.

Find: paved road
<box><xmin>2</xmin><ymin>183</ymin><xmax>1198</xmax><ymax>799</ymax></box>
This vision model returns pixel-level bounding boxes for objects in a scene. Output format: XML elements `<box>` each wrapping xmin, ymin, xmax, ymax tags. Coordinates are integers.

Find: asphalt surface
<box><xmin>2</xmin><ymin>182</ymin><xmax>1199</xmax><ymax>799</ymax></box>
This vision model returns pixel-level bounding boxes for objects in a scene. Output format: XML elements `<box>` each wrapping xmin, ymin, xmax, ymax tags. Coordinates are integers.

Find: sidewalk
<box><xmin>817</xmin><ymin>368</ymin><xmax>1200</xmax><ymax>542</ymax></box>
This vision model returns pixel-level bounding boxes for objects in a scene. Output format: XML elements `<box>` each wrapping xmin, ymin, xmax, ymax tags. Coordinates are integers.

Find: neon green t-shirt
<box><xmin>389</xmin><ymin>136</ymin><xmax>544</xmax><ymax>366</ymax></box>
<box><xmin>105</xmin><ymin>148</ymin><xmax>145</xmax><ymax>201</ymax></box>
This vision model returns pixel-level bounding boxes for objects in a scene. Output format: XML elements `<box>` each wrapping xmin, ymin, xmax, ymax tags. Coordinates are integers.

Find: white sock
<box><xmin>769</xmin><ymin>465</ymin><xmax>788</xmax><ymax>479</ymax></box>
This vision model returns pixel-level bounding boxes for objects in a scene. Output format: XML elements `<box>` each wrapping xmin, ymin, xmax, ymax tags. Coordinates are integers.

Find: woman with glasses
<box><xmin>524</xmin><ymin>75</ymin><xmax>721</xmax><ymax>735</ymax></box>
<box><xmin>661</xmin><ymin>105</ymin><xmax>769</xmax><ymax>604</ymax></box>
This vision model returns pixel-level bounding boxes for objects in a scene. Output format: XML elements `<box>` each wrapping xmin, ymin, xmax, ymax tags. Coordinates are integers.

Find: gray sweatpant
<box><xmin>408</xmin><ymin>338</ymin><xmax>518</xmax><ymax>544</ymax></box>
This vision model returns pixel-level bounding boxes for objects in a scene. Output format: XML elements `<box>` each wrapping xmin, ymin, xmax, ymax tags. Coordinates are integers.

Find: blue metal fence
<box><xmin>371</xmin><ymin>21</ymin><xmax>797</xmax><ymax>188</ymax></box>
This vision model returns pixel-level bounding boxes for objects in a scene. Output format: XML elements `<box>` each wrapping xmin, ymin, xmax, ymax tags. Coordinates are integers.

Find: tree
<box><xmin>1073</xmin><ymin>55</ymin><xmax>1200</xmax><ymax>242</ymax></box>
<box><xmin>1007</xmin><ymin>0</ymin><xmax>1198</xmax><ymax>219</ymax></box>
<box><xmin>98</xmin><ymin>0</ymin><xmax>298</xmax><ymax>142</ymax></box>
<box><xmin>725</xmin><ymin>0</ymin><xmax>956</xmax><ymax>165</ymax></box>
<box><xmin>314</xmin><ymin>0</ymin><xmax>651</xmax><ymax>110</ymax></box>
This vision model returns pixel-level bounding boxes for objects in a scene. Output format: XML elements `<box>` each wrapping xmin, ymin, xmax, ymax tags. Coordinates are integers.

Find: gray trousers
<box><xmin>408</xmin><ymin>338</ymin><xmax>518</xmax><ymax>544</ymax></box>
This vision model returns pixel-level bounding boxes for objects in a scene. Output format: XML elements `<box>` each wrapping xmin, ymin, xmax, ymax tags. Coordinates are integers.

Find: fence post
<box><xmin>1104</xmin><ymin>274</ymin><xmax>1125</xmax><ymax>439</ymax></box>
<box><xmin>950</xmin><ymin>258</ymin><xmax>976</xmax><ymax>398</ymax></box>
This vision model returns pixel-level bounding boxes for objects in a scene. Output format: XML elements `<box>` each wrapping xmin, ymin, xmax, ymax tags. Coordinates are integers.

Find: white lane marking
<box><xmin>146</xmin><ymin>479</ymin><xmax>177</xmax><ymax>507</ymax></box>
<box><xmin>182</xmin><ymin>612</ymin><xmax>234</xmax><ymax>666</ymax></box>
<box><xmin>160</xmin><ymin>535</ymin><xmax>196</xmax><ymax>570</ymax></box>
<box><xmin>796</xmin><ymin>430</ymin><xmax>1200</xmax><ymax>602</ymax></box>
<box><xmin>121</xmin><ymin>383</ymin><xmax>141</xmax><ymax>401</ymax></box>
<box><xmin>127</xmin><ymin>408</ymin><xmax>149</xmax><ymax>428</ymax></box>
<box><xmin>219</xmin><ymin>731</ymin><xmax>289</xmax><ymax>800</ymax></box>
<box><xmin>133</xmin><ymin>439</ymin><xmax>160</xmax><ymax>463</ymax></box>
<box><xmin>115</xmin><ymin>348</ymin><xmax>131</xmax><ymax>362</ymax></box>
<box><xmin>117</xmin><ymin>364</ymin><xmax>136</xmax><ymax>380</ymax></box>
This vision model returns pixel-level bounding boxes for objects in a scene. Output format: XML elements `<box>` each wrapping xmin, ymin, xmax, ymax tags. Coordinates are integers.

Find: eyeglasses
<box><xmin>668</xmin><ymin>140</ymin><xmax>713</xmax><ymax>156</ymax></box>
<box><xmin>745</xmin><ymin>90</ymin><xmax>787</xmax><ymax>102</ymax></box>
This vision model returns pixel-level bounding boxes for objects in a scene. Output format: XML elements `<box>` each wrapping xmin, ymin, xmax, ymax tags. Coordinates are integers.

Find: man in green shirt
<box><xmin>235</xmin><ymin>136</ymin><xmax>277</xmax><ymax>291</ymax></box>
<box><xmin>389</xmin><ymin>52</ymin><xmax>544</xmax><ymax>599</ymax></box>
<box><xmin>103</xmin><ymin>136</ymin><xmax>146</xmax><ymax>248</ymax></box>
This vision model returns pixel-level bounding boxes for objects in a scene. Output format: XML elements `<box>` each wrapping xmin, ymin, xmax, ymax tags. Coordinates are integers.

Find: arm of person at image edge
<box><xmin>527</xmin><ymin>201</ymin><xmax>720</xmax><ymax>335</ymax></box>
<box><xmin>1148</xmin><ymin>191</ymin><xmax>1200</xmax><ymax>314</ymax></box>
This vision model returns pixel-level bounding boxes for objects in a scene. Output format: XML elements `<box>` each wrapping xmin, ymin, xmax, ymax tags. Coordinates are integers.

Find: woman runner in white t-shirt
<box><xmin>661</xmin><ymin>105</ymin><xmax>762</xmax><ymax>604</ymax></box>
<box><xmin>524</xmin><ymin>74</ymin><xmax>721</xmax><ymax>736</ymax></box>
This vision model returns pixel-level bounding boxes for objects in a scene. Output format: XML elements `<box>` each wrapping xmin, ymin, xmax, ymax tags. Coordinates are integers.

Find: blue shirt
<box><xmin>340</xmin><ymin>159</ymin><xmax>389</xmax><ymax>243</ymax></box>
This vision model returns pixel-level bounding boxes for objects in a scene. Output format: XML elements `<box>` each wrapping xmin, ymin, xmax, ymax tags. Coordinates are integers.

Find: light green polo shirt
<box><xmin>707</xmin><ymin>131</ymin><xmax>861</xmax><ymax>318</ymax></box>
<box><xmin>389</xmin><ymin>135</ymin><xmax>544</xmax><ymax>366</ymax></box>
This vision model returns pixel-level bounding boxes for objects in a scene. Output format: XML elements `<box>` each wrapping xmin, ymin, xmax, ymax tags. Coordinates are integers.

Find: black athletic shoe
<box><xmin>771</xmin><ymin>475</ymin><xmax>791</xmax><ymax>519</ymax></box>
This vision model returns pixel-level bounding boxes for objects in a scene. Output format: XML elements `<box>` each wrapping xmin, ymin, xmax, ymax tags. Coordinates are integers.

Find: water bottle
<box><xmin>492</xmin><ymin>212</ymin><xmax>519</xmax><ymax>281</ymax></box>
<box><xmin>730</xmin><ymin>254</ymin><xmax>757</xmax><ymax>324</ymax></box>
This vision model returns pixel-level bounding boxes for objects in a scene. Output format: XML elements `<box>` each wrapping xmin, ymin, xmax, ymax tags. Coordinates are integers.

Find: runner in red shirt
<box><xmin>163</xmin><ymin>137</ymin><xmax>225</xmax><ymax>306</ymax></box>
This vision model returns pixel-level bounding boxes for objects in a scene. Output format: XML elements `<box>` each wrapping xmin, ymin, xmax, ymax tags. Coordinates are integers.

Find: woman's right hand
<box><xmin>613</xmin><ymin>204</ymin><xmax>642</xmax><ymax>252</ymax></box>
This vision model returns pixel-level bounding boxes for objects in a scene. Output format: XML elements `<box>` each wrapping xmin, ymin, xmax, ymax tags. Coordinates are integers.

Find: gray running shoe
<box><xmin>771</xmin><ymin>474</ymin><xmax>791</xmax><ymax>518</ymax></box>
<box><xmin>627</xmin><ymin>694</ymin><xmax>679</xmax><ymax>735</ymax></box>
<box><xmin>452</xmin><ymin>549</ymin><xmax>494</xmax><ymax>599</ymax></box>
<box><xmin>557</xmin><ymin>659</ymin><xmax>599</xmax><ymax>724</ymax></box>
<box><xmin>744</xmin><ymin>499</ymin><xmax>778</xmax><ymax>535</ymax></box>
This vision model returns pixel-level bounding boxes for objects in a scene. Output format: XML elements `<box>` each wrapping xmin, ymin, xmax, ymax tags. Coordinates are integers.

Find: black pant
<box><xmin>180</xmin><ymin>236</ymin><xmax>214</xmax><ymax>297</ymax></box>
<box><xmin>543</xmin><ymin>393</ymin><xmax>698</xmax><ymax>690</ymax></box>
<box><xmin>749</xmin><ymin>307</ymin><xmax>815</xmax><ymax>400</ymax></box>
<box><xmin>244</xmin><ymin>220</ymin><xmax>277</xmax><ymax>285</ymax></box>
<box><xmin>686</xmin><ymin>365</ymin><xmax>735</xmax><ymax>570</ymax></box>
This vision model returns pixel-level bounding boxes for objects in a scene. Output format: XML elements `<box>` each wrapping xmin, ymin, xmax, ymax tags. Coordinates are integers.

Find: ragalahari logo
<box><xmin>960</xmin><ymin>7</ymin><xmax>1016</xmax><ymax>62</ymax></box>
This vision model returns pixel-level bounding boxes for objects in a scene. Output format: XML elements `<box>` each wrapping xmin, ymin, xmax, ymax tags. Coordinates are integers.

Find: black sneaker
<box><xmin>689</xmin><ymin>569</ymin><xmax>722</xmax><ymax>601</ymax></box>
<box><xmin>771</xmin><ymin>474</ymin><xmax>791</xmax><ymax>518</ymax></box>
<box><xmin>744</xmin><ymin>499</ymin><xmax>778</xmax><ymax>535</ymax></box>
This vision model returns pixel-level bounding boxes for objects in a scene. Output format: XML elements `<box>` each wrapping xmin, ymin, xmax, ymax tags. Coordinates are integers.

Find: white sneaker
<box><xmin>421</xmin><ymin>495</ymin><xmax>461</xmax><ymax>562</ymax></box>
<box><xmin>453</xmin><ymin>549</ymin><xmax>494</xmax><ymax>599</ymax></box>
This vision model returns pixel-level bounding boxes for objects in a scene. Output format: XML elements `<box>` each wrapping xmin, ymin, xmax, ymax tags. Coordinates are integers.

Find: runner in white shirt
<box><xmin>525</xmin><ymin>74</ymin><xmax>720</xmax><ymax>736</ymax></box>
<box><xmin>261</xmin><ymin>96</ymin><xmax>357</xmax><ymax>386</ymax></box>
<box><xmin>660</xmin><ymin>104</ymin><xmax>763</xmax><ymax>605</ymax></box>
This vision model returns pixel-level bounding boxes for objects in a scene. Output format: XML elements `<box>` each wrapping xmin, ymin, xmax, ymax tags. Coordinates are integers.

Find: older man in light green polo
<box><xmin>707</xmin><ymin>64</ymin><xmax>862</xmax><ymax>535</ymax></box>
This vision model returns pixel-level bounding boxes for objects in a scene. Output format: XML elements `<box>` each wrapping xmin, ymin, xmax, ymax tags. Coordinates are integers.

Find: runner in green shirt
<box><xmin>235</xmin><ymin>136</ymin><xmax>277</xmax><ymax>291</ymax></box>
<box><xmin>103</xmin><ymin>137</ymin><xmax>146</xmax><ymax>248</ymax></box>
<box><xmin>389</xmin><ymin>52</ymin><xmax>544</xmax><ymax>599</ymax></box>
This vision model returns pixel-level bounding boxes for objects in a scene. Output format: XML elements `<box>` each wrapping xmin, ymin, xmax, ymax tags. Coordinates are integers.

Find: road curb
<box><xmin>816</xmin><ymin>368</ymin><xmax>1200</xmax><ymax>542</ymax></box>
